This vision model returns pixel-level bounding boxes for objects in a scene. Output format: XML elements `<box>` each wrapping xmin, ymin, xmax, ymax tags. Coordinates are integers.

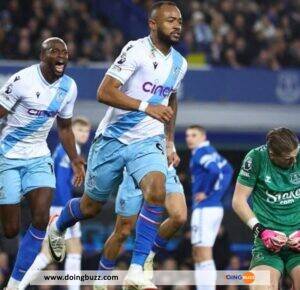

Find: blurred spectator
<box><xmin>161</xmin><ymin>258</ymin><xmax>178</xmax><ymax>271</ymax></box>
<box><xmin>226</xmin><ymin>255</ymin><xmax>241</xmax><ymax>271</ymax></box>
<box><xmin>192</xmin><ymin>11</ymin><xmax>213</xmax><ymax>52</ymax></box>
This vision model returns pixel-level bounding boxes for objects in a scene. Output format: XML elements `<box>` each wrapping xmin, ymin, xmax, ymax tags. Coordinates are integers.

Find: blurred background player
<box><xmin>0</xmin><ymin>37</ymin><xmax>85</xmax><ymax>289</ymax></box>
<box><xmin>233</xmin><ymin>127</ymin><xmax>300</xmax><ymax>290</ymax></box>
<box><xmin>19</xmin><ymin>117</ymin><xmax>91</xmax><ymax>290</ymax></box>
<box><xmin>47</xmin><ymin>1</ymin><xmax>187</xmax><ymax>289</ymax></box>
<box><xmin>186</xmin><ymin>125</ymin><xmax>233</xmax><ymax>290</ymax></box>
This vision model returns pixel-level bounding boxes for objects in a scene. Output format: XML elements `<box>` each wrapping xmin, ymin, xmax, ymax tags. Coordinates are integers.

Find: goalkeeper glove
<box><xmin>287</xmin><ymin>230</ymin><xmax>300</xmax><ymax>252</ymax></box>
<box><xmin>253</xmin><ymin>223</ymin><xmax>287</xmax><ymax>253</ymax></box>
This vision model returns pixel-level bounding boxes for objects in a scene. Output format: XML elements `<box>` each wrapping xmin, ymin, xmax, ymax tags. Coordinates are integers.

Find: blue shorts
<box><xmin>115</xmin><ymin>167</ymin><xmax>184</xmax><ymax>217</ymax></box>
<box><xmin>0</xmin><ymin>155</ymin><xmax>56</xmax><ymax>205</ymax></box>
<box><xmin>85</xmin><ymin>135</ymin><xmax>168</xmax><ymax>202</ymax></box>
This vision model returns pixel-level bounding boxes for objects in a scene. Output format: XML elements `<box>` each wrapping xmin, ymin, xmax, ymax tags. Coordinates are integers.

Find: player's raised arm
<box><xmin>56</xmin><ymin>117</ymin><xmax>85</xmax><ymax>187</ymax></box>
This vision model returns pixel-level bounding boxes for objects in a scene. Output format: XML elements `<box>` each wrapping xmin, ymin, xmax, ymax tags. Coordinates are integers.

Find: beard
<box><xmin>157</xmin><ymin>28</ymin><xmax>179</xmax><ymax>46</ymax></box>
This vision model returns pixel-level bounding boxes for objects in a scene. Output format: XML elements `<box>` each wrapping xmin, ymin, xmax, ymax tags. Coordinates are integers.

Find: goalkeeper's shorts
<box><xmin>250</xmin><ymin>238</ymin><xmax>300</xmax><ymax>274</ymax></box>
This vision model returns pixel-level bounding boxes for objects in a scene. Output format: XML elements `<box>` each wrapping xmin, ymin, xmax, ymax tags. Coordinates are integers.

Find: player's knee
<box><xmin>80</xmin><ymin>197</ymin><xmax>103</xmax><ymax>218</ymax></box>
<box><xmin>144</xmin><ymin>183</ymin><xmax>166</xmax><ymax>205</ymax></box>
<box><xmin>32</xmin><ymin>212</ymin><xmax>49</xmax><ymax>230</ymax></box>
<box><xmin>192</xmin><ymin>247</ymin><xmax>210</xmax><ymax>262</ymax></box>
<box><xmin>3</xmin><ymin>224</ymin><xmax>20</xmax><ymax>239</ymax></box>
<box><xmin>170</xmin><ymin>211</ymin><xmax>187</xmax><ymax>228</ymax></box>
<box><xmin>141</xmin><ymin>173</ymin><xmax>166</xmax><ymax>205</ymax></box>
<box><xmin>81</xmin><ymin>204</ymin><xmax>102</xmax><ymax>218</ymax></box>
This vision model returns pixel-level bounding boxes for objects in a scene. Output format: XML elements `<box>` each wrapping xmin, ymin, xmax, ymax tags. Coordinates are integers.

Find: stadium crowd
<box><xmin>0</xmin><ymin>0</ymin><xmax>299</xmax><ymax>69</ymax></box>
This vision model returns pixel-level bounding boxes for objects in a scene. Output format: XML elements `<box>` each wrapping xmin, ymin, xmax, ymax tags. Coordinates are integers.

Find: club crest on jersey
<box><xmin>153</xmin><ymin>62</ymin><xmax>158</xmax><ymax>69</ymax></box>
<box><xmin>173</xmin><ymin>66</ymin><xmax>180</xmax><ymax>76</ymax></box>
<box><xmin>56</xmin><ymin>89</ymin><xmax>66</xmax><ymax>101</ymax></box>
<box><xmin>290</xmin><ymin>172</ymin><xmax>300</xmax><ymax>185</ymax></box>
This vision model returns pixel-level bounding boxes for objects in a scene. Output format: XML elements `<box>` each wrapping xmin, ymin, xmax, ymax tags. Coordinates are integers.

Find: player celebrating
<box><xmin>48</xmin><ymin>1</ymin><xmax>187</xmax><ymax>288</ymax></box>
<box><xmin>19</xmin><ymin>117</ymin><xmax>91</xmax><ymax>290</ymax></box>
<box><xmin>186</xmin><ymin>125</ymin><xmax>233</xmax><ymax>290</ymax></box>
<box><xmin>233</xmin><ymin>127</ymin><xmax>300</xmax><ymax>290</ymax></box>
<box><xmin>0</xmin><ymin>37</ymin><xmax>85</xmax><ymax>290</ymax></box>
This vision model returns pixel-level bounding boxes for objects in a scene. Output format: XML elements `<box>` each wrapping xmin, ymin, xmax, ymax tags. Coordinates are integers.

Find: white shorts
<box><xmin>191</xmin><ymin>206</ymin><xmax>224</xmax><ymax>247</ymax></box>
<box><xmin>50</xmin><ymin>206</ymin><xmax>81</xmax><ymax>240</ymax></box>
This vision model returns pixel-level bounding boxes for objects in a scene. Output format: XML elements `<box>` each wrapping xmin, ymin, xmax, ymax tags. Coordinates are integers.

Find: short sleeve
<box><xmin>0</xmin><ymin>74</ymin><xmax>22</xmax><ymax>111</ymax></box>
<box><xmin>173</xmin><ymin>58</ymin><xmax>187</xmax><ymax>92</ymax></box>
<box><xmin>106</xmin><ymin>41</ymin><xmax>139</xmax><ymax>85</ymax></box>
<box><xmin>58</xmin><ymin>80</ymin><xmax>77</xmax><ymax>119</ymax></box>
<box><xmin>237</xmin><ymin>149</ymin><xmax>260</xmax><ymax>188</ymax></box>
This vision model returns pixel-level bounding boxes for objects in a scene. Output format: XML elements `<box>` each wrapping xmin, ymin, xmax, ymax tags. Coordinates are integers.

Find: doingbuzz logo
<box><xmin>225</xmin><ymin>271</ymin><xmax>255</xmax><ymax>285</ymax></box>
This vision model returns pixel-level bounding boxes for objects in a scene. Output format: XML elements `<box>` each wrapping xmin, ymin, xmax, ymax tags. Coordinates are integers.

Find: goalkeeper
<box><xmin>232</xmin><ymin>127</ymin><xmax>300</xmax><ymax>290</ymax></box>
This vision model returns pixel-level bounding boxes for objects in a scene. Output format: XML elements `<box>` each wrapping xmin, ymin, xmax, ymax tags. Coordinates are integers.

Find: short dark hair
<box><xmin>266</xmin><ymin>127</ymin><xmax>299</xmax><ymax>155</ymax></box>
<box><xmin>187</xmin><ymin>125</ymin><xmax>206</xmax><ymax>134</ymax></box>
<box><xmin>149</xmin><ymin>1</ymin><xmax>178</xmax><ymax>19</ymax></box>
<box><xmin>72</xmin><ymin>116</ymin><xmax>91</xmax><ymax>128</ymax></box>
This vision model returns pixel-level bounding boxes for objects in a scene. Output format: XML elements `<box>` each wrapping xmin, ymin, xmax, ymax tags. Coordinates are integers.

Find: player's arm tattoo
<box><xmin>165</xmin><ymin>93</ymin><xmax>177</xmax><ymax>143</ymax></box>
<box><xmin>56</xmin><ymin>116</ymin><xmax>78</xmax><ymax>161</ymax></box>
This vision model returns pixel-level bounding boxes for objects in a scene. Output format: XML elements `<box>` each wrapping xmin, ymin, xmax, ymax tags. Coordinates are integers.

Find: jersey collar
<box><xmin>37</xmin><ymin>64</ymin><xmax>60</xmax><ymax>87</ymax></box>
<box><xmin>147</xmin><ymin>36</ymin><xmax>172</xmax><ymax>59</ymax></box>
<box><xmin>192</xmin><ymin>141</ymin><xmax>210</xmax><ymax>155</ymax></box>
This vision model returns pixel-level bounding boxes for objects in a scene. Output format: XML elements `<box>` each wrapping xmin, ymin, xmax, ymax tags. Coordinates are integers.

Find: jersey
<box><xmin>0</xmin><ymin>64</ymin><xmax>77</xmax><ymax>159</ymax></box>
<box><xmin>190</xmin><ymin>141</ymin><xmax>233</xmax><ymax>208</ymax></box>
<box><xmin>95</xmin><ymin>36</ymin><xmax>187</xmax><ymax>144</ymax></box>
<box><xmin>238</xmin><ymin>145</ymin><xmax>300</xmax><ymax>234</ymax></box>
<box><xmin>52</xmin><ymin>143</ymin><xmax>81</xmax><ymax>206</ymax></box>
